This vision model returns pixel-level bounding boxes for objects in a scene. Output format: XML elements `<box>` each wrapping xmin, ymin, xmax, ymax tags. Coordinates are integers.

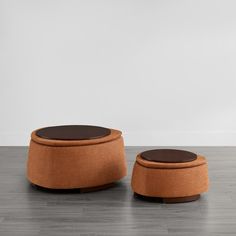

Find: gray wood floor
<box><xmin>0</xmin><ymin>146</ymin><xmax>236</xmax><ymax>236</ymax></box>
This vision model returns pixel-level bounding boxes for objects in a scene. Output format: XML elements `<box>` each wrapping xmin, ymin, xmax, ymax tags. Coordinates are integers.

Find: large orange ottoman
<box><xmin>27</xmin><ymin>125</ymin><xmax>127</xmax><ymax>190</ymax></box>
<box><xmin>131</xmin><ymin>149</ymin><xmax>209</xmax><ymax>203</ymax></box>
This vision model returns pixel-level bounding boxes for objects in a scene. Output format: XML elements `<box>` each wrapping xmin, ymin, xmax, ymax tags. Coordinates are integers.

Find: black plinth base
<box><xmin>134</xmin><ymin>193</ymin><xmax>200</xmax><ymax>203</ymax></box>
<box><xmin>31</xmin><ymin>182</ymin><xmax>115</xmax><ymax>193</ymax></box>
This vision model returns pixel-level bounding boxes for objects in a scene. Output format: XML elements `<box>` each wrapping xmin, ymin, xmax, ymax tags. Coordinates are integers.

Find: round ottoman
<box><xmin>27</xmin><ymin>125</ymin><xmax>127</xmax><ymax>191</ymax></box>
<box><xmin>131</xmin><ymin>149</ymin><xmax>209</xmax><ymax>203</ymax></box>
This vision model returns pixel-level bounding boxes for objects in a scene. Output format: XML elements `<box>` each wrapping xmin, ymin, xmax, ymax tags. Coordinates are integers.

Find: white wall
<box><xmin>1</xmin><ymin>0</ymin><xmax>236</xmax><ymax>146</ymax></box>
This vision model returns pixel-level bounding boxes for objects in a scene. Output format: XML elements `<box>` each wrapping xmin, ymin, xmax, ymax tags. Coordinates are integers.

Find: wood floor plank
<box><xmin>0</xmin><ymin>146</ymin><xmax>236</xmax><ymax>235</ymax></box>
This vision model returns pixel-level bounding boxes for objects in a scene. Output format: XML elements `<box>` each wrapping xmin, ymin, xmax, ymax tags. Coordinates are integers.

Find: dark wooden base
<box><xmin>163</xmin><ymin>194</ymin><xmax>200</xmax><ymax>203</ymax></box>
<box><xmin>134</xmin><ymin>193</ymin><xmax>200</xmax><ymax>203</ymax></box>
<box><xmin>79</xmin><ymin>183</ymin><xmax>115</xmax><ymax>193</ymax></box>
<box><xmin>31</xmin><ymin>182</ymin><xmax>115</xmax><ymax>193</ymax></box>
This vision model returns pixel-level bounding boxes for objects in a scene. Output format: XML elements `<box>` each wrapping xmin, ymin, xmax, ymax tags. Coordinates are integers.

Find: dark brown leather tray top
<box><xmin>36</xmin><ymin>125</ymin><xmax>111</xmax><ymax>140</ymax></box>
<box><xmin>141</xmin><ymin>149</ymin><xmax>197</xmax><ymax>163</ymax></box>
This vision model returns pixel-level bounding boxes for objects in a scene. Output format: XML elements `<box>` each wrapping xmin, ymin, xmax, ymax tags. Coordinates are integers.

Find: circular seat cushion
<box><xmin>31</xmin><ymin>126</ymin><xmax>121</xmax><ymax>147</ymax></box>
<box><xmin>36</xmin><ymin>125</ymin><xmax>111</xmax><ymax>140</ymax></box>
<box><xmin>137</xmin><ymin>149</ymin><xmax>206</xmax><ymax>169</ymax></box>
<box><xmin>141</xmin><ymin>149</ymin><xmax>197</xmax><ymax>163</ymax></box>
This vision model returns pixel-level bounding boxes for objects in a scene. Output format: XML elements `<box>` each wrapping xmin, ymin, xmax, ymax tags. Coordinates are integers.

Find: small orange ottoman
<box><xmin>27</xmin><ymin>125</ymin><xmax>127</xmax><ymax>190</ymax></box>
<box><xmin>131</xmin><ymin>149</ymin><xmax>209</xmax><ymax>203</ymax></box>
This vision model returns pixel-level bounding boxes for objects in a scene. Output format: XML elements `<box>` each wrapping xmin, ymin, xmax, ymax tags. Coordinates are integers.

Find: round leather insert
<box><xmin>140</xmin><ymin>149</ymin><xmax>197</xmax><ymax>163</ymax></box>
<box><xmin>36</xmin><ymin>125</ymin><xmax>111</xmax><ymax>140</ymax></box>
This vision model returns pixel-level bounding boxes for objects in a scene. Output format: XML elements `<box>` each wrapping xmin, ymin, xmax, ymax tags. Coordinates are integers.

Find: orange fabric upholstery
<box><xmin>131</xmin><ymin>155</ymin><xmax>209</xmax><ymax>198</ymax></box>
<box><xmin>27</xmin><ymin>129</ymin><xmax>127</xmax><ymax>189</ymax></box>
